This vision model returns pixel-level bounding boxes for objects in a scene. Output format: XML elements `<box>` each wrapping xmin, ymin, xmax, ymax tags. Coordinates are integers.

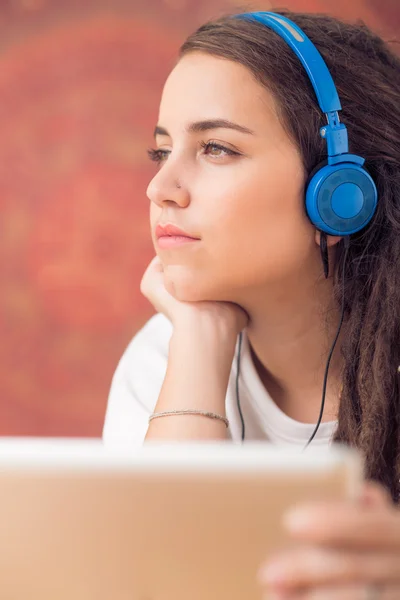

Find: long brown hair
<box><xmin>179</xmin><ymin>9</ymin><xmax>400</xmax><ymax>501</ymax></box>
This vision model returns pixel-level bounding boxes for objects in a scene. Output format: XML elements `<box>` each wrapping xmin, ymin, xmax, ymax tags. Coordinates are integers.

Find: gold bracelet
<box><xmin>148</xmin><ymin>409</ymin><xmax>229</xmax><ymax>428</ymax></box>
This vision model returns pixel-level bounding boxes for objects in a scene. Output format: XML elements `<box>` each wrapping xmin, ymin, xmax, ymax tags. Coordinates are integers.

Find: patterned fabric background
<box><xmin>0</xmin><ymin>0</ymin><xmax>398</xmax><ymax>436</ymax></box>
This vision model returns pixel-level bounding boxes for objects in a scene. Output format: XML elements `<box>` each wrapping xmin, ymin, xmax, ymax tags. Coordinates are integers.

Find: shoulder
<box><xmin>102</xmin><ymin>313</ymin><xmax>172</xmax><ymax>447</ymax></box>
<box><xmin>120</xmin><ymin>312</ymin><xmax>173</xmax><ymax>367</ymax></box>
<box><xmin>112</xmin><ymin>312</ymin><xmax>173</xmax><ymax>393</ymax></box>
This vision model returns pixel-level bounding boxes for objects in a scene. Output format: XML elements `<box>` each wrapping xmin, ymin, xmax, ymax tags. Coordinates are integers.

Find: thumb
<box><xmin>360</xmin><ymin>480</ymin><xmax>393</xmax><ymax>508</ymax></box>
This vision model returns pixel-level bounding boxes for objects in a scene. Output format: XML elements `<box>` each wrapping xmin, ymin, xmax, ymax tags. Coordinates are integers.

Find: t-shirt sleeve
<box><xmin>102</xmin><ymin>313</ymin><xmax>173</xmax><ymax>448</ymax></box>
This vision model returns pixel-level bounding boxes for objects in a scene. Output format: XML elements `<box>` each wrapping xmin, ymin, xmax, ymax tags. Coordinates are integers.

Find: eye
<box><xmin>200</xmin><ymin>141</ymin><xmax>239</xmax><ymax>159</ymax></box>
<box><xmin>146</xmin><ymin>141</ymin><xmax>240</xmax><ymax>166</ymax></box>
<box><xmin>147</xmin><ymin>147</ymin><xmax>170</xmax><ymax>165</ymax></box>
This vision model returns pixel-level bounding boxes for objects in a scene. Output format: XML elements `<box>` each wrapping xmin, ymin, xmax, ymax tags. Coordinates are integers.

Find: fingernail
<box><xmin>283</xmin><ymin>508</ymin><xmax>311</xmax><ymax>532</ymax></box>
<box><xmin>259</xmin><ymin>562</ymin><xmax>287</xmax><ymax>585</ymax></box>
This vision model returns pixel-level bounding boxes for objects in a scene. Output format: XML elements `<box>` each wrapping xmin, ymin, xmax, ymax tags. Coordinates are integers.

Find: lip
<box><xmin>155</xmin><ymin>223</ymin><xmax>199</xmax><ymax>240</ymax></box>
<box><xmin>155</xmin><ymin>223</ymin><xmax>200</xmax><ymax>250</ymax></box>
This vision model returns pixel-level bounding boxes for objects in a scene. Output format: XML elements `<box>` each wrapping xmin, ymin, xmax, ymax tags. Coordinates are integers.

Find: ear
<box><xmin>315</xmin><ymin>230</ymin><xmax>343</xmax><ymax>247</ymax></box>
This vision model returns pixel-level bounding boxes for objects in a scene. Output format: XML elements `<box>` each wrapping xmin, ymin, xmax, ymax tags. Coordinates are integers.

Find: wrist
<box><xmin>170</xmin><ymin>321</ymin><xmax>238</xmax><ymax>373</ymax></box>
<box><xmin>172</xmin><ymin>310</ymin><xmax>239</xmax><ymax>349</ymax></box>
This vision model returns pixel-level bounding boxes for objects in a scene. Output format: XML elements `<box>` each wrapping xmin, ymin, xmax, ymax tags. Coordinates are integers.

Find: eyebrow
<box><xmin>153</xmin><ymin>119</ymin><xmax>255</xmax><ymax>139</ymax></box>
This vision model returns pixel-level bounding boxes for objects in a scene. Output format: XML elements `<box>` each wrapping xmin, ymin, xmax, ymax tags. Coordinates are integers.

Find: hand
<box><xmin>140</xmin><ymin>256</ymin><xmax>249</xmax><ymax>334</ymax></box>
<box><xmin>258</xmin><ymin>481</ymin><xmax>400</xmax><ymax>599</ymax></box>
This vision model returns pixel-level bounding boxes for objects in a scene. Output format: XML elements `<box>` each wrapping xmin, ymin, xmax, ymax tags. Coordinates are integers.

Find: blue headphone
<box><xmin>234</xmin><ymin>12</ymin><xmax>378</xmax><ymax>236</ymax></box>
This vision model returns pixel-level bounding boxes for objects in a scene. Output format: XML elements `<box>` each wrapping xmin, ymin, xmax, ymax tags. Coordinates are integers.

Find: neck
<box><xmin>236</xmin><ymin>268</ymin><xmax>343</xmax><ymax>424</ymax></box>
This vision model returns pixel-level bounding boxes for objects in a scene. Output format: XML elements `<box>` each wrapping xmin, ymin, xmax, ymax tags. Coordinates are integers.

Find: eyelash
<box><xmin>146</xmin><ymin>141</ymin><xmax>239</xmax><ymax>164</ymax></box>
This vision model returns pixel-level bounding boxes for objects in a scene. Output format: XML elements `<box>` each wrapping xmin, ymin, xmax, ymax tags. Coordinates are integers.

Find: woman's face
<box><xmin>147</xmin><ymin>51</ymin><xmax>315</xmax><ymax>303</ymax></box>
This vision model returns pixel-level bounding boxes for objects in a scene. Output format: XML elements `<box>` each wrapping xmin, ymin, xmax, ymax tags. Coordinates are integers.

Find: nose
<box><xmin>146</xmin><ymin>162</ymin><xmax>190</xmax><ymax>209</ymax></box>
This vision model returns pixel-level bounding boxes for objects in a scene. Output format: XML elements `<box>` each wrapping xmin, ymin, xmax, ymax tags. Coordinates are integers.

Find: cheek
<box><xmin>206</xmin><ymin>173</ymin><xmax>314</xmax><ymax>282</ymax></box>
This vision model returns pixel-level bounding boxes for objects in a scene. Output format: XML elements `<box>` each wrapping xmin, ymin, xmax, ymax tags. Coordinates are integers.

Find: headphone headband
<box><xmin>234</xmin><ymin>11</ymin><xmax>350</xmax><ymax>159</ymax></box>
<box><xmin>235</xmin><ymin>12</ymin><xmax>342</xmax><ymax>114</ymax></box>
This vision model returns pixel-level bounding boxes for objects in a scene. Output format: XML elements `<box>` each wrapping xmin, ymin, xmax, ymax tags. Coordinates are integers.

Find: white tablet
<box><xmin>0</xmin><ymin>438</ymin><xmax>363</xmax><ymax>600</ymax></box>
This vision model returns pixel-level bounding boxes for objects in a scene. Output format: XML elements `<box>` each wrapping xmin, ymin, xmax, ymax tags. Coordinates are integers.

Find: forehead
<box><xmin>158</xmin><ymin>52</ymin><xmax>279</xmax><ymax>135</ymax></box>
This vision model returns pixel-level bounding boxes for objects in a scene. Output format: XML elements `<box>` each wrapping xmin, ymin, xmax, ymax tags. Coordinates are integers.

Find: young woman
<box><xmin>103</xmin><ymin>9</ymin><xmax>400</xmax><ymax>598</ymax></box>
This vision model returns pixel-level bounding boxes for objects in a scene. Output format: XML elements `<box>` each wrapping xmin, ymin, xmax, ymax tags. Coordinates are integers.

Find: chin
<box><xmin>163</xmin><ymin>265</ymin><xmax>228</xmax><ymax>303</ymax></box>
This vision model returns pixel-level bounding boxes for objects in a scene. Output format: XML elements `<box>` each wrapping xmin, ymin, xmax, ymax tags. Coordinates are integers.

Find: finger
<box><xmin>140</xmin><ymin>257</ymin><xmax>167</xmax><ymax>299</ymax></box>
<box><xmin>258</xmin><ymin>547</ymin><xmax>400</xmax><ymax>592</ymax></box>
<box><xmin>141</xmin><ymin>255</ymin><xmax>163</xmax><ymax>285</ymax></box>
<box><xmin>140</xmin><ymin>257</ymin><xmax>160</xmax><ymax>293</ymax></box>
<box><xmin>139</xmin><ymin>256</ymin><xmax>178</xmax><ymax>320</ymax></box>
<box><xmin>283</xmin><ymin>502</ymin><xmax>400</xmax><ymax>550</ymax></box>
<box><xmin>265</xmin><ymin>585</ymin><xmax>400</xmax><ymax>600</ymax></box>
<box><xmin>361</xmin><ymin>481</ymin><xmax>393</xmax><ymax>508</ymax></box>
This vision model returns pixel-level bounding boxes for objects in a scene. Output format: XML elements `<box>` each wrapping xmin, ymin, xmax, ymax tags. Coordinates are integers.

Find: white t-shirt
<box><xmin>103</xmin><ymin>313</ymin><xmax>337</xmax><ymax>448</ymax></box>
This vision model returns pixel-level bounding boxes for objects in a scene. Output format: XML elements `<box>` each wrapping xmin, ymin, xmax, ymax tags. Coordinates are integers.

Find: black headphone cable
<box><xmin>235</xmin><ymin>236</ymin><xmax>351</xmax><ymax>447</ymax></box>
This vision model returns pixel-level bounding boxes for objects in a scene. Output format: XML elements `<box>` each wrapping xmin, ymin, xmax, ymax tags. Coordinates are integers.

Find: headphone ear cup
<box><xmin>304</xmin><ymin>159</ymin><xmax>329</xmax><ymax>190</ymax></box>
<box><xmin>305</xmin><ymin>161</ymin><xmax>378</xmax><ymax>236</ymax></box>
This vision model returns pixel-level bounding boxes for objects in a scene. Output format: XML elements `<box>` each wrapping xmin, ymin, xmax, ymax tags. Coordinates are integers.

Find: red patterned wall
<box><xmin>0</xmin><ymin>0</ymin><xmax>398</xmax><ymax>437</ymax></box>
